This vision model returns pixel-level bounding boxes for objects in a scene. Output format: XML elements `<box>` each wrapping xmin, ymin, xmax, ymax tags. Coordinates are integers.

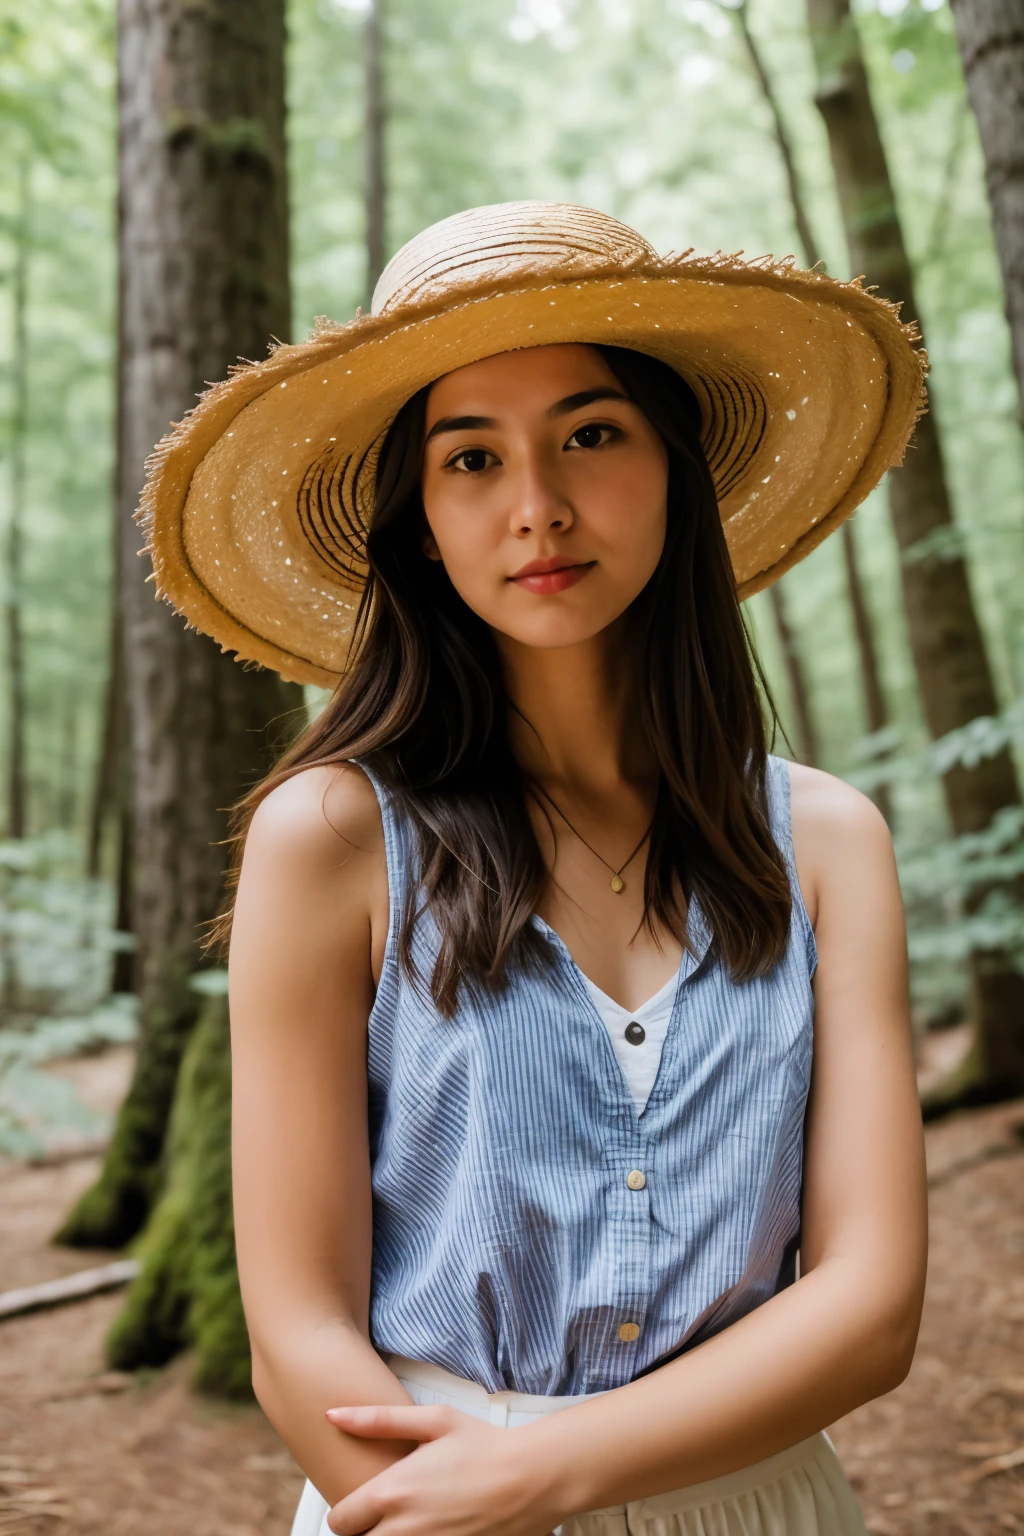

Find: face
<box><xmin>420</xmin><ymin>344</ymin><xmax>669</xmax><ymax>651</ymax></box>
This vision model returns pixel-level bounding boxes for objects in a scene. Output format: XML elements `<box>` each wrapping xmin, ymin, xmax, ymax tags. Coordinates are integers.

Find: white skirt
<box><xmin>290</xmin><ymin>1355</ymin><xmax>868</xmax><ymax>1536</ymax></box>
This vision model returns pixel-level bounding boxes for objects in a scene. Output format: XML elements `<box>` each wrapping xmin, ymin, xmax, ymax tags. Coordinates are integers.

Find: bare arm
<box><xmin>230</xmin><ymin>765</ymin><xmax>414</xmax><ymax>1504</ymax></box>
<box><xmin>325</xmin><ymin>767</ymin><xmax>928</xmax><ymax>1533</ymax></box>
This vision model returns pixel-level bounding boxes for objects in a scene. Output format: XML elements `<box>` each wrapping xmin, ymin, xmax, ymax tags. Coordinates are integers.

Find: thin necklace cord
<box><xmin>531</xmin><ymin>780</ymin><xmax>653</xmax><ymax>894</ymax></box>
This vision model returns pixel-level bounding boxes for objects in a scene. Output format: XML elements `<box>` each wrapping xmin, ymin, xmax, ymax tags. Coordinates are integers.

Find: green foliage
<box><xmin>0</xmin><ymin>832</ymin><xmax>135</xmax><ymax>1155</ymax></box>
<box><xmin>0</xmin><ymin>0</ymin><xmax>116</xmax><ymax>842</ymax></box>
<box><xmin>0</xmin><ymin>995</ymin><xmax>136</xmax><ymax>1156</ymax></box>
<box><xmin>0</xmin><ymin>832</ymin><xmax>128</xmax><ymax>1012</ymax></box>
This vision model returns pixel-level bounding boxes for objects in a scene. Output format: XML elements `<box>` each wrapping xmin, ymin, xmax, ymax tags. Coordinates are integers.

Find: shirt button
<box><xmin>624</xmin><ymin>1021</ymin><xmax>645</xmax><ymax>1045</ymax></box>
<box><xmin>626</xmin><ymin>1169</ymin><xmax>646</xmax><ymax>1190</ymax></box>
<box><xmin>618</xmin><ymin>1322</ymin><xmax>640</xmax><ymax>1343</ymax></box>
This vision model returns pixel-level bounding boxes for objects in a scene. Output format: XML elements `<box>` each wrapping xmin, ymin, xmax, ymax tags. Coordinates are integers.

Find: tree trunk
<box><xmin>732</xmin><ymin>0</ymin><xmax>891</xmax><ymax>814</ymax></box>
<box><xmin>86</xmin><ymin>601</ymin><xmax>123</xmax><ymax>878</ymax></box>
<box><xmin>767</xmin><ymin>583</ymin><xmax>819</xmax><ymax>767</ymax></box>
<box><xmin>734</xmin><ymin>1</ymin><xmax>821</xmax><ymax>271</ymax></box>
<box><xmin>57</xmin><ymin>0</ymin><xmax>304</xmax><ymax>1252</ymax></box>
<box><xmin>807</xmin><ymin>0</ymin><xmax>1024</xmax><ymax>1098</ymax></box>
<box><xmin>88</xmin><ymin>241</ymin><xmax>130</xmax><ymax>884</ymax></box>
<box><xmin>106</xmin><ymin>993</ymin><xmax>249</xmax><ymax>1397</ymax></box>
<box><xmin>948</xmin><ymin>0</ymin><xmax>1024</xmax><ymax>419</ymax></box>
<box><xmin>840</xmin><ymin>521</ymin><xmax>892</xmax><ymax>825</ymax></box>
<box><xmin>364</xmin><ymin>0</ymin><xmax>387</xmax><ymax>303</ymax></box>
<box><xmin>112</xmin><ymin>780</ymin><xmax>136</xmax><ymax>996</ymax></box>
<box><xmin>4</xmin><ymin>160</ymin><xmax>30</xmax><ymax>842</ymax></box>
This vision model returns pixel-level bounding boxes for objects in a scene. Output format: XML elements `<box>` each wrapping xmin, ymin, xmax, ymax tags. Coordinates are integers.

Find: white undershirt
<box><xmin>580</xmin><ymin>968</ymin><xmax>680</xmax><ymax>1114</ymax></box>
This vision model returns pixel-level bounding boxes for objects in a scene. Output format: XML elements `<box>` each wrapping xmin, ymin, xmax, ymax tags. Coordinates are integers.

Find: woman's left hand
<box><xmin>324</xmin><ymin>1403</ymin><xmax>564</xmax><ymax>1536</ymax></box>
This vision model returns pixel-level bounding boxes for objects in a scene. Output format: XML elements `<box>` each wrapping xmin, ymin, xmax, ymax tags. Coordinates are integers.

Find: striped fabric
<box><xmin>362</xmin><ymin>755</ymin><xmax>816</xmax><ymax>1397</ymax></box>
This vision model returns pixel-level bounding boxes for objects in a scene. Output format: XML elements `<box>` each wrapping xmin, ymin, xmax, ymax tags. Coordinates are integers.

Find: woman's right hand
<box><xmin>324</xmin><ymin>1403</ymin><xmax>568</xmax><ymax>1536</ymax></box>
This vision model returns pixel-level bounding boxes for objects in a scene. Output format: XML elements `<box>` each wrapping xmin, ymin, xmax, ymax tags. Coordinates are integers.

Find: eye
<box><xmin>565</xmin><ymin>422</ymin><xmax>619</xmax><ymax>451</ymax></box>
<box><xmin>445</xmin><ymin>446</ymin><xmax>498</xmax><ymax>474</ymax></box>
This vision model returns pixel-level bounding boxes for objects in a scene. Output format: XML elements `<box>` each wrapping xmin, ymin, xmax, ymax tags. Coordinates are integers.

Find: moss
<box><xmin>190</xmin><ymin>1269</ymin><xmax>253</xmax><ymax>1400</ymax></box>
<box><xmin>107</xmin><ymin>1186</ymin><xmax>194</xmax><ymax>1368</ymax></box>
<box><xmin>56</xmin><ymin>958</ymin><xmax>200</xmax><ymax>1249</ymax></box>
<box><xmin>186</xmin><ymin>995</ymin><xmax>253</xmax><ymax>1400</ymax></box>
<box><xmin>101</xmin><ymin>994</ymin><xmax>253</xmax><ymax>1398</ymax></box>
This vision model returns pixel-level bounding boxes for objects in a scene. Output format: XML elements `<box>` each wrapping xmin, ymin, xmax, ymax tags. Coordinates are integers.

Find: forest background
<box><xmin>0</xmin><ymin>0</ymin><xmax>1023</xmax><ymax>1483</ymax></box>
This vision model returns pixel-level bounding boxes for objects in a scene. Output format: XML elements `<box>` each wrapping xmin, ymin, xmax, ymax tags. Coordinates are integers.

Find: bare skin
<box><xmin>230</xmin><ymin>343</ymin><xmax>927</xmax><ymax>1536</ymax></box>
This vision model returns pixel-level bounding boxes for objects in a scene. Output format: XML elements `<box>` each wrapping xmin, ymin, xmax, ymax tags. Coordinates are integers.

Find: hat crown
<box><xmin>371</xmin><ymin>200</ymin><xmax>656</xmax><ymax>316</ymax></box>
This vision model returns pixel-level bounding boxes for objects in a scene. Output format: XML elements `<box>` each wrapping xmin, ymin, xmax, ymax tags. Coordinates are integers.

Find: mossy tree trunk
<box><xmin>806</xmin><ymin>0</ymin><xmax>1024</xmax><ymax>1102</ymax></box>
<box><xmin>108</xmin><ymin>991</ymin><xmax>251</xmax><ymax>1398</ymax></box>
<box><xmin>58</xmin><ymin>0</ymin><xmax>304</xmax><ymax>1254</ymax></box>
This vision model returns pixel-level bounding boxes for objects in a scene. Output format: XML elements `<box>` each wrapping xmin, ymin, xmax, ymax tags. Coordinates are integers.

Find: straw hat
<box><xmin>140</xmin><ymin>200</ymin><xmax>926</xmax><ymax>687</ymax></box>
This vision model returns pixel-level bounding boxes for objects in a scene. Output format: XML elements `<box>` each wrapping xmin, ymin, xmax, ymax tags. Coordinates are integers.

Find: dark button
<box><xmin>624</xmin><ymin>1021</ymin><xmax>646</xmax><ymax>1045</ymax></box>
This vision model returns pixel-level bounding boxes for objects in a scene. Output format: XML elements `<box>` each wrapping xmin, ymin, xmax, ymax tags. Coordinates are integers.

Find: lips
<box><xmin>509</xmin><ymin>557</ymin><xmax>595</xmax><ymax>595</ymax></box>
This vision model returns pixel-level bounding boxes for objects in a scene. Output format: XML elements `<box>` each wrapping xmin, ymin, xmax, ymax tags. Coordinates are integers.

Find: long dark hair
<box><xmin>216</xmin><ymin>345</ymin><xmax>792</xmax><ymax>1014</ymax></box>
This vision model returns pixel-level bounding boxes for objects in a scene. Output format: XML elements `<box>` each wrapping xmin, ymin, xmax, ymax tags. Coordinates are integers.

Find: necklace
<box><xmin>533</xmin><ymin>782</ymin><xmax>653</xmax><ymax>895</ymax></box>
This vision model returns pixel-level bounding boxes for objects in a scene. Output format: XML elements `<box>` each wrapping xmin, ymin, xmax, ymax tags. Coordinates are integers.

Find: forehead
<box><xmin>424</xmin><ymin>342</ymin><xmax>619</xmax><ymax>420</ymax></box>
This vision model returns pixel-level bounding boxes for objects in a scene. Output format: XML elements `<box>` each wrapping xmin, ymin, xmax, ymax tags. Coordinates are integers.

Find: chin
<box><xmin>493</xmin><ymin>613</ymin><xmax>622</xmax><ymax>651</ymax></box>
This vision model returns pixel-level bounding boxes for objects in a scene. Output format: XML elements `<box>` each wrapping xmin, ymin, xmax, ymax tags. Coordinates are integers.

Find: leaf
<box><xmin>190</xmin><ymin>968</ymin><xmax>230</xmax><ymax>996</ymax></box>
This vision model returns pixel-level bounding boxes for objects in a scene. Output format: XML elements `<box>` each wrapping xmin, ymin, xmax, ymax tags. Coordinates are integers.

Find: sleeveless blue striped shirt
<box><xmin>363</xmin><ymin>754</ymin><xmax>815</xmax><ymax>1396</ymax></box>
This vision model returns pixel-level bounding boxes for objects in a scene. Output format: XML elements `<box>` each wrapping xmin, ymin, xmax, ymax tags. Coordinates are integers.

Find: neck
<box><xmin>496</xmin><ymin>623</ymin><xmax>657</xmax><ymax>794</ymax></box>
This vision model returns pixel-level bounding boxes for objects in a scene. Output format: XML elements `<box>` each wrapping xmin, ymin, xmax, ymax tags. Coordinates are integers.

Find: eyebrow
<box><xmin>547</xmin><ymin>386</ymin><xmax>631</xmax><ymax>417</ymax></box>
<box><xmin>424</xmin><ymin>414</ymin><xmax>498</xmax><ymax>444</ymax></box>
<box><xmin>424</xmin><ymin>387</ymin><xmax>631</xmax><ymax>444</ymax></box>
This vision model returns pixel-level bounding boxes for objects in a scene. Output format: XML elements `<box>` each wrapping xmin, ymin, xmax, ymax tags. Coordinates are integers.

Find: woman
<box><xmin>142</xmin><ymin>202</ymin><xmax>928</xmax><ymax>1536</ymax></box>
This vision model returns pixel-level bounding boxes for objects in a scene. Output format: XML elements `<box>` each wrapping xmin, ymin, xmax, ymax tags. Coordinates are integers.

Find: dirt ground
<box><xmin>0</xmin><ymin>1048</ymin><xmax>1021</xmax><ymax>1535</ymax></box>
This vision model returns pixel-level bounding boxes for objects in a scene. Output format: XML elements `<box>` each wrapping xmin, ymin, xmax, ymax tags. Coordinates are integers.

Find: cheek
<box><xmin>421</xmin><ymin>488</ymin><xmax>503</xmax><ymax>600</ymax></box>
<box><xmin>589</xmin><ymin>455</ymin><xmax>668</xmax><ymax>579</ymax></box>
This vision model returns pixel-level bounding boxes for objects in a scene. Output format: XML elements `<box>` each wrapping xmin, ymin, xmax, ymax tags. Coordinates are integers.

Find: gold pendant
<box><xmin>609</xmin><ymin>874</ymin><xmax>625</xmax><ymax>894</ymax></box>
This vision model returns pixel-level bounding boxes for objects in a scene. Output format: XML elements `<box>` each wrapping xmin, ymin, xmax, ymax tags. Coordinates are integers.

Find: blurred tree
<box><xmin>766</xmin><ymin>584</ymin><xmax>819</xmax><ymax>766</ymax></box>
<box><xmin>839</xmin><ymin>515</ymin><xmax>893</xmax><ymax>814</ymax></box>
<box><xmin>948</xmin><ymin>0</ymin><xmax>1024</xmax><ymax>420</ymax></box>
<box><xmin>3</xmin><ymin>159</ymin><xmax>29</xmax><ymax>840</ymax></box>
<box><xmin>807</xmin><ymin>0</ymin><xmax>1024</xmax><ymax>1101</ymax></box>
<box><xmin>86</xmin><ymin>549</ymin><xmax>136</xmax><ymax>994</ymax></box>
<box><xmin>364</xmin><ymin>0</ymin><xmax>387</xmax><ymax>302</ymax></box>
<box><xmin>58</xmin><ymin>0</ymin><xmax>305</xmax><ymax>1306</ymax></box>
<box><xmin>85</xmin><ymin>603</ymin><xmax>123</xmax><ymax>879</ymax></box>
<box><xmin>726</xmin><ymin>0</ymin><xmax>892</xmax><ymax>815</ymax></box>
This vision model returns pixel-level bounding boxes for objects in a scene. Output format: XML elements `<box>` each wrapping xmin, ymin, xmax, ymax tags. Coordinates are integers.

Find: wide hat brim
<box><xmin>141</xmin><ymin>222</ymin><xmax>926</xmax><ymax>687</ymax></box>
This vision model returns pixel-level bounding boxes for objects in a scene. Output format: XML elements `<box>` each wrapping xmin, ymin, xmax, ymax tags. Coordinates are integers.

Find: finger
<box><xmin>325</xmin><ymin>1403</ymin><xmax>460</xmax><ymax>1442</ymax></box>
<box><xmin>326</xmin><ymin>1485</ymin><xmax>382</xmax><ymax>1536</ymax></box>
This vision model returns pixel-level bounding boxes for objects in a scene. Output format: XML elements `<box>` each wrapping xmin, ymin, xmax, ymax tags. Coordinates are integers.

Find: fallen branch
<box><xmin>960</xmin><ymin>1446</ymin><xmax>1024</xmax><ymax>1485</ymax></box>
<box><xmin>0</xmin><ymin>1260</ymin><xmax>139</xmax><ymax>1321</ymax></box>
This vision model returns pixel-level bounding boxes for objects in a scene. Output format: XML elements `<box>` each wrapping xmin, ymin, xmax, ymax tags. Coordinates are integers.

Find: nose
<box><xmin>509</xmin><ymin>449</ymin><xmax>573</xmax><ymax>538</ymax></box>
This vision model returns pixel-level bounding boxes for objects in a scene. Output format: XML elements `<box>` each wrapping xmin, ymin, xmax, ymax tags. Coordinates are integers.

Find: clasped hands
<box><xmin>324</xmin><ymin>1403</ymin><xmax>570</xmax><ymax>1536</ymax></box>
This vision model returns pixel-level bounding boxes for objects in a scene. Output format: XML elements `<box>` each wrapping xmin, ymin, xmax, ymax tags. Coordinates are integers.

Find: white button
<box><xmin>626</xmin><ymin>1169</ymin><xmax>646</xmax><ymax>1191</ymax></box>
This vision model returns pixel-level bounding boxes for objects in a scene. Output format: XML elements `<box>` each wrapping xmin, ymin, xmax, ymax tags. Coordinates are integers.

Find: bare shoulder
<box><xmin>234</xmin><ymin>762</ymin><xmax>388</xmax><ymax>983</ymax></box>
<box><xmin>785</xmin><ymin>762</ymin><xmax>894</xmax><ymax>926</ymax></box>
<box><xmin>787</xmin><ymin>761</ymin><xmax>889</xmax><ymax>846</ymax></box>
<box><xmin>246</xmin><ymin>762</ymin><xmax>384</xmax><ymax>874</ymax></box>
